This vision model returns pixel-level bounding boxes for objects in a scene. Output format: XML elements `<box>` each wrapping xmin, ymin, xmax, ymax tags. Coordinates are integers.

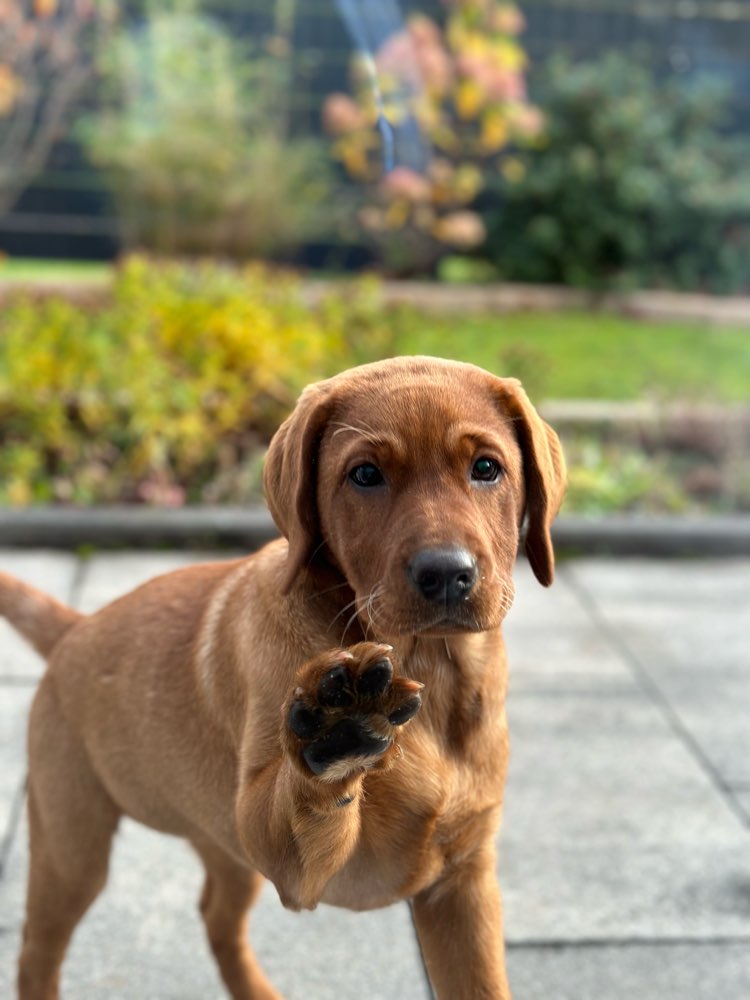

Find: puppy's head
<box><xmin>264</xmin><ymin>357</ymin><xmax>565</xmax><ymax>638</ymax></box>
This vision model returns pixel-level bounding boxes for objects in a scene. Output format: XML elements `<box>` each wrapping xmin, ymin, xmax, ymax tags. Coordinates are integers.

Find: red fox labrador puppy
<box><xmin>1</xmin><ymin>356</ymin><xmax>565</xmax><ymax>1000</ymax></box>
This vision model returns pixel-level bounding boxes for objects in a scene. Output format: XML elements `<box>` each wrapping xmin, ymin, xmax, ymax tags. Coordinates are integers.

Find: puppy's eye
<box><xmin>471</xmin><ymin>457</ymin><xmax>503</xmax><ymax>483</ymax></box>
<box><xmin>348</xmin><ymin>463</ymin><xmax>385</xmax><ymax>488</ymax></box>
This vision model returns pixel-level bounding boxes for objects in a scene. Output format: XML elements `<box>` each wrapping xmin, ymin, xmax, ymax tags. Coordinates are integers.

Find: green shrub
<box><xmin>0</xmin><ymin>256</ymin><xmax>391</xmax><ymax>505</ymax></box>
<box><xmin>484</xmin><ymin>53</ymin><xmax>750</xmax><ymax>293</ymax></box>
<box><xmin>82</xmin><ymin>6</ymin><xmax>334</xmax><ymax>258</ymax></box>
<box><xmin>562</xmin><ymin>437</ymin><xmax>689</xmax><ymax>515</ymax></box>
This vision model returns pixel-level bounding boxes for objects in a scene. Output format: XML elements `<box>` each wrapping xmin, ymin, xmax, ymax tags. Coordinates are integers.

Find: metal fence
<box><xmin>1</xmin><ymin>0</ymin><xmax>749</xmax><ymax>260</ymax></box>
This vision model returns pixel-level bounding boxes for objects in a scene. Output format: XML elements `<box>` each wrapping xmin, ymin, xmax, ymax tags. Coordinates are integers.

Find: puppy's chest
<box><xmin>324</xmin><ymin>726</ymin><xmax>506</xmax><ymax>909</ymax></box>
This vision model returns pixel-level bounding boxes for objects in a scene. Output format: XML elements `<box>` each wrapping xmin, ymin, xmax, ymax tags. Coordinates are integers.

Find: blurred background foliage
<box><xmin>81</xmin><ymin>1</ymin><xmax>337</xmax><ymax>257</ymax></box>
<box><xmin>484</xmin><ymin>52</ymin><xmax>750</xmax><ymax>293</ymax></box>
<box><xmin>0</xmin><ymin>255</ymin><xmax>392</xmax><ymax>506</ymax></box>
<box><xmin>2</xmin><ymin>0</ymin><xmax>750</xmax><ymax>292</ymax></box>
<box><xmin>322</xmin><ymin>1</ymin><xmax>543</xmax><ymax>275</ymax></box>
<box><xmin>1</xmin><ymin>255</ymin><xmax>749</xmax><ymax>512</ymax></box>
<box><xmin>0</xmin><ymin>0</ymin><xmax>116</xmax><ymax>217</ymax></box>
<box><xmin>1</xmin><ymin>0</ymin><xmax>749</xmax><ymax>516</ymax></box>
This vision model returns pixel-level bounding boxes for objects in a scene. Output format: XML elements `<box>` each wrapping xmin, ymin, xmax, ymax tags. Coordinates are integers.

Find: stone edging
<box><xmin>0</xmin><ymin>506</ymin><xmax>748</xmax><ymax>557</ymax></box>
<box><xmin>306</xmin><ymin>280</ymin><xmax>750</xmax><ymax>328</ymax></box>
<box><xmin>2</xmin><ymin>276</ymin><xmax>749</xmax><ymax>327</ymax></box>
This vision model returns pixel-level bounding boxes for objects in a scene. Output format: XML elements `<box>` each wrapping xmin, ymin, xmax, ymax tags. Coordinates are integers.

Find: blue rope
<box><xmin>335</xmin><ymin>0</ymin><xmax>429</xmax><ymax>174</ymax></box>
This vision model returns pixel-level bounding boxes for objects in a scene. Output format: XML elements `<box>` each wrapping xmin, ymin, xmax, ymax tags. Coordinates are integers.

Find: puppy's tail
<box><xmin>0</xmin><ymin>571</ymin><xmax>82</xmax><ymax>658</ymax></box>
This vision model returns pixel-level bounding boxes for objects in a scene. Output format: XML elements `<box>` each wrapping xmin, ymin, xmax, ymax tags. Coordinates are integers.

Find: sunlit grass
<box><xmin>0</xmin><ymin>258</ymin><xmax>111</xmax><ymax>283</ymax></box>
<box><xmin>1</xmin><ymin>259</ymin><xmax>747</xmax><ymax>402</ymax></box>
<box><xmin>389</xmin><ymin>309</ymin><xmax>750</xmax><ymax>403</ymax></box>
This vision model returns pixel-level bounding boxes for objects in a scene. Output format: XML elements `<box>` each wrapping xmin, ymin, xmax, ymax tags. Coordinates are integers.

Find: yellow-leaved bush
<box><xmin>0</xmin><ymin>256</ymin><xmax>392</xmax><ymax>506</ymax></box>
<box><xmin>323</xmin><ymin>1</ymin><xmax>543</xmax><ymax>274</ymax></box>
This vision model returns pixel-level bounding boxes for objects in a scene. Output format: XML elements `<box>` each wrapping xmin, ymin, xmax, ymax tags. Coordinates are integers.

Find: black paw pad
<box><xmin>303</xmin><ymin>719</ymin><xmax>391</xmax><ymax>776</ymax></box>
<box><xmin>318</xmin><ymin>666</ymin><xmax>354</xmax><ymax>708</ymax></box>
<box><xmin>388</xmin><ymin>693</ymin><xmax>422</xmax><ymax>726</ymax></box>
<box><xmin>356</xmin><ymin>658</ymin><xmax>393</xmax><ymax>699</ymax></box>
<box><xmin>288</xmin><ymin>702</ymin><xmax>325</xmax><ymax>739</ymax></box>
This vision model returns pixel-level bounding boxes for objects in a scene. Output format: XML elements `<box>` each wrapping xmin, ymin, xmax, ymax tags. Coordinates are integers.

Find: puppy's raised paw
<box><xmin>285</xmin><ymin>643</ymin><xmax>422</xmax><ymax>781</ymax></box>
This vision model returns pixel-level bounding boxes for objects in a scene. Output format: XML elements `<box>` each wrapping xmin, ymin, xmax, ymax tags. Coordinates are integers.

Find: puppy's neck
<box><xmin>395</xmin><ymin>631</ymin><xmax>507</xmax><ymax>757</ymax></box>
<box><xmin>297</xmin><ymin>562</ymin><xmax>364</xmax><ymax>644</ymax></box>
<box><xmin>395</xmin><ymin>631</ymin><xmax>504</xmax><ymax>683</ymax></box>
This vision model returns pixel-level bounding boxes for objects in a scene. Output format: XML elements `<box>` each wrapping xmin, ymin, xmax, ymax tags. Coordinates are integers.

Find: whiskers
<box><xmin>331</xmin><ymin>420</ymin><xmax>383</xmax><ymax>445</ymax></box>
<box><xmin>322</xmin><ymin>571</ymin><xmax>515</xmax><ymax>646</ymax></box>
<box><xmin>480</xmin><ymin>569</ymin><xmax>516</xmax><ymax>621</ymax></box>
<box><xmin>498</xmin><ymin>578</ymin><xmax>516</xmax><ymax>618</ymax></box>
<box><xmin>362</xmin><ymin>583</ymin><xmax>387</xmax><ymax>639</ymax></box>
<box><xmin>328</xmin><ymin>582</ymin><xmax>388</xmax><ymax>644</ymax></box>
<box><xmin>309</xmin><ymin>580</ymin><xmax>350</xmax><ymax>601</ymax></box>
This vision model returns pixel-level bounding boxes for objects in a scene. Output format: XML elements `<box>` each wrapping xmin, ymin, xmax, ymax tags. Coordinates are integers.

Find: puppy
<box><xmin>1</xmin><ymin>356</ymin><xmax>565</xmax><ymax>1000</ymax></box>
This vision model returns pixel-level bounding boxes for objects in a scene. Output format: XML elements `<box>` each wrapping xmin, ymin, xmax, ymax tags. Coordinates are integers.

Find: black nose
<box><xmin>408</xmin><ymin>547</ymin><xmax>479</xmax><ymax>605</ymax></box>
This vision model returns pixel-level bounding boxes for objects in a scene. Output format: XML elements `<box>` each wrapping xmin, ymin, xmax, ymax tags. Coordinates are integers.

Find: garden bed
<box><xmin>543</xmin><ymin>401</ymin><xmax>750</xmax><ymax>516</ymax></box>
<box><xmin>1</xmin><ymin>257</ymin><xmax>748</xmax><ymax>516</ymax></box>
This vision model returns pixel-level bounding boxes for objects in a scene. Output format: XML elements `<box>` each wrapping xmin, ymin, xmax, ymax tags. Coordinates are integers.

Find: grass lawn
<box><xmin>390</xmin><ymin>309</ymin><xmax>750</xmax><ymax>403</ymax></box>
<box><xmin>0</xmin><ymin>258</ymin><xmax>111</xmax><ymax>283</ymax></box>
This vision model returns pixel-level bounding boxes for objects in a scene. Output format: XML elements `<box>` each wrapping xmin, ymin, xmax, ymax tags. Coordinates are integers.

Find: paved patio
<box><xmin>1</xmin><ymin>549</ymin><xmax>748</xmax><ymax>999</ymax></box>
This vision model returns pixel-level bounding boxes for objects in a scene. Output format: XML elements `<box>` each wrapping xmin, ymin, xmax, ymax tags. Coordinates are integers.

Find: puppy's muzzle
<box><xmin>408</xmin><ymin>547</ymin><xmax>478</xmax><ymax>605</ymax></box>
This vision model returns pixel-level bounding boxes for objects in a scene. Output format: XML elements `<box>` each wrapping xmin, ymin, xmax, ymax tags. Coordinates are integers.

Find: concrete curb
<box><xmin>0</xmin><ymin>506</ymin><xmax>749</xmax><ymax>557</ymax></box>
<box><xmin>0</xmin><ymin>507</ymin><xmax>279</xmax><ymax>550</ymax></box>
<box><xmin>551</xmin><ymin>514</ymin><xmax>750</xmax><ymax>557</ymax></box>
<box><xmin>347</xmin><ymin>281</ymin><xmax>750</xmax><ymax>328</ymax></box>
<box><xmin>2</xmin><ymin>276</ymin><xmax>750</xmax><ymax>327</ymax></box>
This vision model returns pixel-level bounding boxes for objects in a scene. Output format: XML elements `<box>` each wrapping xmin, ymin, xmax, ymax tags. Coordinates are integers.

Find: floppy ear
<box><xmin>263</xmin><ymin>383</ymin><xmax>335</xmax><ymax>594</ymax></box>
<box><xmin>497</xmin><ymin>379</ymin><xmax>567</xmax><ymax>587</ymax></box>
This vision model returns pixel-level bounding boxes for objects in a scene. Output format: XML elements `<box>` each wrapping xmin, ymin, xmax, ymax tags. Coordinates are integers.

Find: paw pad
<box><xmin>286</xmin><ymin>643</ymin><xmax>422</xmax><ymax>779</ymax></box>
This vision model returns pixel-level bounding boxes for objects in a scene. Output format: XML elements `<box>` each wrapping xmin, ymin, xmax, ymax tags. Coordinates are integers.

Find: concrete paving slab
<box><xmin>252</xmin><ymin>889</ymin><xmax>431</xmax><ymax>1000</ymax></box>
<box><xmin>504</xmin><ymin>623</ymin><xmax>638</xmax><ymax>693</ymax></box>
<box><xmin>3</xmin><ymin>811</ymin><xmax>748</xmax><ymax>999</ymax></box>
<box><xmin>503</xmin><ymin>692</ymin><xmax>744</xmax><ymax>849</ymax></box>
<box><xmin>501</xmin><ymin>839</ymin><xmax>750</xmax><ymax>943</ymax></box>
<box><xmin>0</xmin><ymin>815</ymin><xmax>430</xmax><ymax>1000</ymax></box>
<box><xmin>506</xmin><ymin>942</ymin><xmax>750</xmax><ymax>1000</ymax></box>
<box><xmin>0</xmin><ymin>550</ymin><xmax>78</xmax><ymax>680</ymax></box>
<box><xmin>563</xmin><ymin>558</ymin><xmax>750</xmax><ymax>605</ymax></box>
<box><xmin>0</xmin><ymin>687</ymin><xmax>33</xmax><ymax>845</ymax></box>
<box><xmin>500</xmin><ymin>692</ymin><xmax>750</xmax><ymax>942</ymax></box>
<box><xmin>74</xmin><ymin>551</ymin><xmax>221</xmax><ymax>614</ymax></box>
<box><xmin>508</xmin><ymin>559</ymin><xmax>591</xmax><ymax>627</ymax></box>
<box><xmin>505</xmin><ymin>560</ymin><xmax>639</xmax><ymax>693</ymax></box>
<box><xmin>1</xmin><ymin>552</ymin><xmax>748</xmax><ymax>999</ymax></box>
<box><xmin>565</xmin><ymin>560</ymin><xmax>750</xmax><ymax>785</ymax></box>
<box><xmin>735</xmin><ymin>791</ymin><xmax>750</xmax><ymax>824</ymax></box>
<box><xmin>2</xmin><ymin>681</ymin><xmax>746</xmax><ymax>990</ymax></box>
<box><xmin>0</xmin><ymin>541</ymin><xmax>433</xmax><ymax>999</ymax></box>
<box><xmin>0</xmin><ymin>550</ymin><xmax>79</xmax><ymax>600</ymax></box>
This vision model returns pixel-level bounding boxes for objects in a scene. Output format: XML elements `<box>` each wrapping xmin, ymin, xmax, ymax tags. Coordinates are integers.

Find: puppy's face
<box><xmin>264</xmin><ymin>357</ymin><xmax>566</xmax><ymax>640</ymax></box>
<box><xmin>316</xmin><ymin>381</ymin><xmax>523</xmax><ymax>639</ymax></box>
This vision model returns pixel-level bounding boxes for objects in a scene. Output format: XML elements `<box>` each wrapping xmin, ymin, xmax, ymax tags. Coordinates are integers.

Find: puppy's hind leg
<box><xmin>18</xmin><ymin>679</ymin><xmax>121</xmax><ymax>1000</ymax></box>
<box><xmin>193</xmin><ymin>839</ymin><xmax>283</xmax><ymax>1000</ymax></box>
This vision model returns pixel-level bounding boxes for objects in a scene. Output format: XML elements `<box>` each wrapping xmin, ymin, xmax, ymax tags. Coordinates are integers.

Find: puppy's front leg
<box><xmin>411</xmin><ymin>841</ymin><xmax>511</xmax><ymax>1000</ymax></box>
<box><xmin>238</xmin><ymin>643</ymin><xmax>421</xmax><ymax>910</ymax></box>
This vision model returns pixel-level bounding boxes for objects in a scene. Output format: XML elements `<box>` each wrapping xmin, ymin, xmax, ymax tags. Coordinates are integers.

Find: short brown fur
<box><xmin>3</xmin><ymin>357</ymin><xmax>565</xmax><ymax>1000</ymax></box>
